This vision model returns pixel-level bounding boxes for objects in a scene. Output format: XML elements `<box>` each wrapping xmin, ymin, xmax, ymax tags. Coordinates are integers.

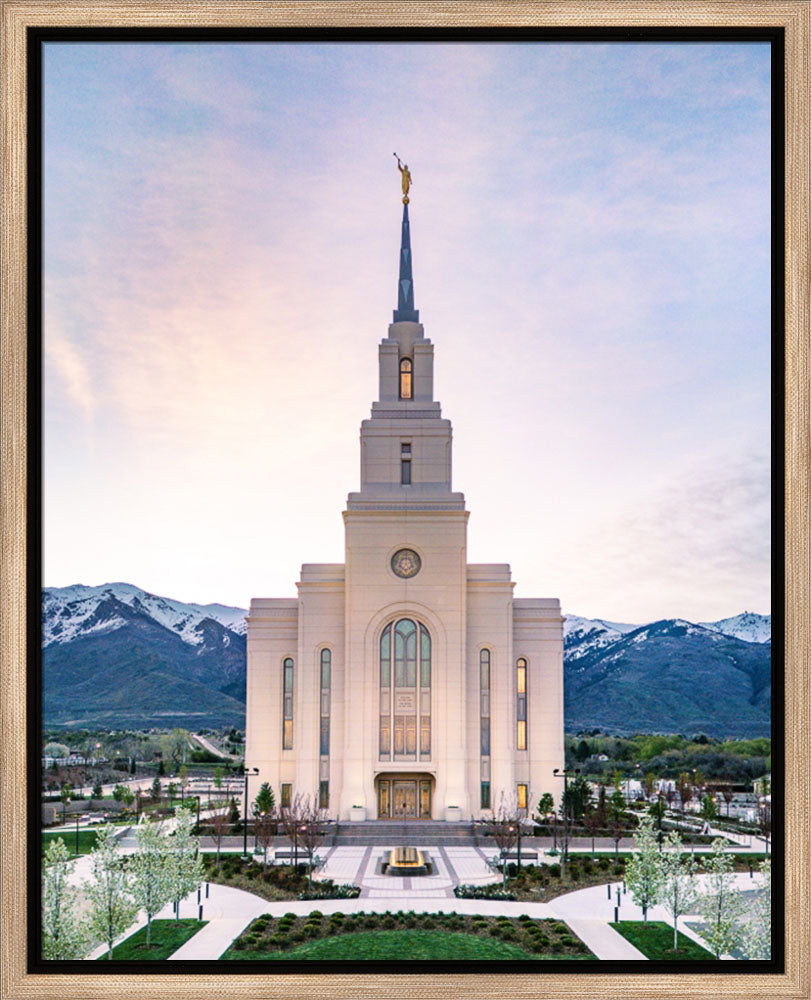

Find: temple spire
<box><xmin>393</xmin><ymin>202</ymin><xmax>419</xmax><ymax>323</ymax></box>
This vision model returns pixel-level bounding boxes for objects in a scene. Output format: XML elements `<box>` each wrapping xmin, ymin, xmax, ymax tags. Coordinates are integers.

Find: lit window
<box><xmin>380</xmin><ymin>618</ymin><xmax>431</xmax><ymax>761</ymax></box>
<box><xmin>399</xmin><ymin>357</ymin><xmax>412</xmax><ymax>399</ymax></box>
<box><xmin>282</xmin><ymin>658</ymin><xmax>294</xmax><ymax>750</ymax></box>
<box><xmin>281</xmin><ymin>783</ymin><xmax>291</xmax><ymax>808</ymax></box>
<box><xmin>517</xmin><ymin>783</ymin><xmax>528</xmax><ymax>810</ymax></box>
<box><xmin>516</xmin><ymin>657</ymin><xmax>527</xmax><ymax>751</ymax></box>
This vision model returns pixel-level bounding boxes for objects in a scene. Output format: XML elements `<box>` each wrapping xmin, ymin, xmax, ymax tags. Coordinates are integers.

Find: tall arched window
<box><xmin>282</xmin><ymin>657</ymin><xmax>294</xmax><ymax>750</ymax></box>
<box><xmin>379</xmin><ymin>618</ymin><xmax>430</xmax><ymax>761</ymax></box>
<box><xmin>516</xmin><ymin>657</ymin><xmax>527</xmax><ymax>751</ymax></box>
<box><xmin>399</xmin><ymin>357</ymin><xmax>413</xmax><ymax>399</ymax></box>
<box><xmin>480</xmin><ymin>649</ymin><xmax>491</xmax><ymax>809</ymax></box>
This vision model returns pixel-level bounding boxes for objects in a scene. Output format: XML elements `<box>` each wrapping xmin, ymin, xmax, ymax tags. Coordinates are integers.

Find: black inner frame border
<box><xmin>25</xmin><ymin>22</ymin><xmax>786</xmax><ymax>977</ymax></box>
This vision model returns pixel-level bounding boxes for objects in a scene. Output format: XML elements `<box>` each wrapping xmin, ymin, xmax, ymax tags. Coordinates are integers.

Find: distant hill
<box><xmin>42</xmin><ymin>583</ymin><xmax>770</xmax><ymax>736</ymax></box>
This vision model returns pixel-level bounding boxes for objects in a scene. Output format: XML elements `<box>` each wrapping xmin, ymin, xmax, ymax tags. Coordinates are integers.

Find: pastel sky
<box><xmin>42</xmin><ymin>41</ymin><xmax>772</xmax><ymax>623</ymax></box>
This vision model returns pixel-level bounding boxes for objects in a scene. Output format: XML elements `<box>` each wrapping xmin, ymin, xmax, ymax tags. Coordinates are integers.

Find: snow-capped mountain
<box><xmin>699</xmin><ymin>611</ymin><xmax>771</xmax><ymax>644</ymax></box>
<box><xmin>563</xmin><ymin>614</ymin><xmax>639</xmax><ymax>660</ymax></box>
<box><xmin>40</xmin><ymin>584</ymin><xmax>770</xmax><ymax>734</ymax></box>
<box><xmin>42</xmin><ymin>583</ymin><xmax>247</xmax><ymax>648</ymax></box>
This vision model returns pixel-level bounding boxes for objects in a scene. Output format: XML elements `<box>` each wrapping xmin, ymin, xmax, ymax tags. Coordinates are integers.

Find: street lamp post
<box><xmin>553</xmin><ymin>767</ymin><xmax>580</xmax><ymax>881</ymax></box>
<box><xmin>242</xmin><ymin>766</ymin><xmax>259</xmax><ymax>857</ymax></box>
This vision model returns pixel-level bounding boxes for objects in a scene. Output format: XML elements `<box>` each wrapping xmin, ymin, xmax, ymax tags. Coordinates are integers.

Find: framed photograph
<box><xmin>2</xmin><ymin>2</ymin><xmax>808</xmax><ymax>999</ymax></box>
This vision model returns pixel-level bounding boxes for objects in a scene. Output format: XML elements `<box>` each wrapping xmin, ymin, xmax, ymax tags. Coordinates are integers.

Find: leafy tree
<box><xmin>228</xmin><ymin>795</ymin><xmax>240</xmax><ymax>828</ymax></box>
<box><xmin>625</xmin><ymin>814</ymin><xmax>665</xmax><ymax>924</ymax></box>
<box><xmin>43</xmin><ymin>742</ymin><xmax>69</xmax><ymax>759</ymax></box>
<box><xmin>42</xmin><ymin>838</ymin><xmax>90</xmax><ymax>959</ymax></box>
<box><xmin>167</xmin><ymin>782</ymin><xmax>178</xmax><ymax>802</ymax></box>
<box><xmin>574</xmin><ymin>738</ymin><xmax>591</xmax><ymax>762</ymax></box>
<box><xmin>86</xmin><ymin>825</ymin><xmax>136</xmax><ymax>961</ymax></box>
<box><xmin>741</xmin><ymin>858</ymin><xmax>771</xmax><ymax>960</ymax></box>
<box><xmin>608</xmin><ymin>788</ymin><xmax>626</xmax><ymax>859</ymax></box>
<box><xmin>130</xmin><ymin>820</ymin><xmax>171</xmax><ymax>945</ymax></box>
<box><xmin>700</xmin><ymin>793</ymin><xmax>718</xmax><ymax>824</ymax></box>
<box><xmin>150</xmin><ymin>776</ymin><xmax>162</xmax><ymax>803</ymax></box>
<box><xmin>161</xmin><ymin>728</ymin><xmax>191</xmax><ymax>767</ymax></box>
<box><xmin>92</xmin><ymin>781</ymin><xmax>103</xmax><ymax>801</ymax></box>
<box><xmin>253</xmin><ymin>781</ymin><xmax>275</xmax><ymax>817</ymax></box>
<box><xmin>536</xmin><ymin>791</ymin><xmax>554</xmax><ymax>820</ymax></box>
<box><xmin>165</xmin><ymin>811</ymin><xmax>203</xmax><ymax>921</ymax></box>
<box><xmin>612</xmin><ymin>770</ymin><xmax>625</xmax><ymax>799</ymax></box>
<box><xmin>659</xmin><ymin>830</ymin><xmax>698</xmax><ymax>951</ymax></box>
<box><xmin>696</xmin><ymin>838</ymin><xmax>747</xmax><ymax>958</ymax></box>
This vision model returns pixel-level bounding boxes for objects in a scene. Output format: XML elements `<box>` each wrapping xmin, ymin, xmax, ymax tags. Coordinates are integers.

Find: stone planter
<box><xmin>349</xmin><ymin>806</ymin><xmax>366</xmax><ymax>822</ymax></box>
<box><xmin>445</xmin><ymin>805</ymin><xmax>461</xmax><ymax>822</ymax></box>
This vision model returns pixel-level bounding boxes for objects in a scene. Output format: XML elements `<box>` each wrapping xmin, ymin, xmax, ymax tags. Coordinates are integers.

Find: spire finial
<box><xmin>394</xmin><ymin>152</ymin><xmax>412</xmax><ymax>204</ymax></box>
<box><xmin>392</xmin><ymin>169</ymin><xmax>419</xmax><ymax>323</ymax></box>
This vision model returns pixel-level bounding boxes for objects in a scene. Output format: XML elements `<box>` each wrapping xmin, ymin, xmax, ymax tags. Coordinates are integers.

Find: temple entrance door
<box><xmin>393</xmin><ymin>781</ymin><xmax>417</xmax><ymax>818</ymax></box>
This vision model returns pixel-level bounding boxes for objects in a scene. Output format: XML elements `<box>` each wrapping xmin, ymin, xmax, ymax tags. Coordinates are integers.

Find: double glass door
<box><xmin>377</xmin><ymin>778</ymin><xmax>431</xmax><ymax>819</ymax></box>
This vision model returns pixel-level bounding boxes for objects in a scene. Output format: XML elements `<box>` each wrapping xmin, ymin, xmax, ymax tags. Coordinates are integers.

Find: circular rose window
<box><xmin>391</xmin><ymin>548</ymin><xmax>421</xmax><ymax>578</ymax></box>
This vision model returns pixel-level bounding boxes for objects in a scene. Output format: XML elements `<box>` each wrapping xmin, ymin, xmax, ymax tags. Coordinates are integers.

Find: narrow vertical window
<box><xmin>399</xmin><ymin>357</ymin><xmax>412</xmax><ymax>399</ymax></box>
<box><xmin>516</xmin><ymin>657</ymin><xmax>527</xmax><ymax>751</ymax></box>
<box><xmin>481</xmin><ymin>781</ymin><xmax>491</xmax><ymax>810</ymax></box>
<box><xmin>281</xmin><ymin>783</ymin><xmax>292</xmax><ymax>808</ymax></box>
<box><xmin>320</xmin><ymin>649</ymin><xmax>331</xmax><ymax>755</ymax></box>
<box><xmin>400</xmin><ymin>441</ymin><xmax>412</xmax><ymax>485</ymax></box>
<box><xmin>517</xmin><ymin>783</ymin><xmax>528</xmax><ymax>811</ymax></box>
<box><xmin>282</xmin><ymin>657</ymin><xmax>294</xmax><ymax>750</ymax></box>
<box><xmin>480</xmin><ymin>649</ymin><xmax>491</xmax><ymax>811</ymax></box>
<box><xmin>319</xmin><ymin>781</ymin><xmax>329</xmax><ymax>809</ymax></box>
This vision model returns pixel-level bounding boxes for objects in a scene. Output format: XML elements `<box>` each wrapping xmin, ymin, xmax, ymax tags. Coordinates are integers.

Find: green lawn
<box><xmin>613</xmin><ymin>921</ymin><xmax>714</xmax><ymax>960</ymax></box>
<box><xmin>98</xmin><ymin>919</ymin><xmax>207</xmax><ymax>960</ymax></box>
<box><xmin>41</xmin><ymin>830</ymin><xmax>100</xmax><ymax>856</ymax></box>
<box><xmin>226</xmin><ymin>929</ymin><xmax>559</xmax><ymax>961</ymax></box>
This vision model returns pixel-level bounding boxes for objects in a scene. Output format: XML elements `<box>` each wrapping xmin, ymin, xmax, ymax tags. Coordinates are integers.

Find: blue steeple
<box><xmin>393</xmin><ymin>203</ymin><xmax>419</xmax><ymax>323</ymax></box>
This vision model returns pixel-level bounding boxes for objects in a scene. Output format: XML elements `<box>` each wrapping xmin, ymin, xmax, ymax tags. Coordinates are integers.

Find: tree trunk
<box><xmin>146</xmin><ymin>913</ymin><xmax>152</xmax><ymax>946</ymax></box>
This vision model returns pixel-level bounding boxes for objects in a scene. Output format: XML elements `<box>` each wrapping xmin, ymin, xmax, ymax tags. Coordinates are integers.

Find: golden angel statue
<box><xmin>394</xmin><ymin>153</ymin><xmax>412</xmax><ymax>204</ymax></box>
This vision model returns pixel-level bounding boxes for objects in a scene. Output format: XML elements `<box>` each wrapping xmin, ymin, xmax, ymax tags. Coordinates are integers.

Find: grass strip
<box><xmin>98</xmin><ymin>919</ymin><xmax>207</xmax><ymax>960</ymax></box>
<box><xmin>613</xmin><ymin>921</ymin><xmax>714</xmax><ymax>960</ymax></box>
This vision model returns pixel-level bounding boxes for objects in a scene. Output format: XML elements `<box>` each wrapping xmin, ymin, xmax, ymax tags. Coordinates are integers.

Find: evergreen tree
<box><xmin>659</xmin><ymin>830</ymin><xmax>698</xmax><ymax>951</ymax></box>
<box><xmin>130</xmin><ymin>820</ymin><xmax>171</xmax><ymax>945</ymax></box>
<box><xmin>86</xmin><ymin>825</ymin><xmax>136</xmax><ymax>961</ymax></box>
<box><xmin>696</xmin><ymin>838</ymin><xmax>747</xmax><ymax>958</ymax></box>
<box><xmin>625</xmin><ymin>813</ymin><xmax>665</xmax><ymax>924</ymax></box>
<box><xmin>253</xmin><ymin>781</ymin><xmax>275</xmax><ymax>816</ymax></box>
<box><xmin>741</xmin><ymin>858</ymin><xmax>771</xmax><ymax>960</ymax></box>
<box><xmin>150</xmin><ymin>776</ymin><xmax>162</xmax><ymax>802</ymax></box>
<box><xmin>42</xmin><ymin>838</ymin><xmax>90</xmax><ymax>959</ymax></box>
<box><xmin>700</xmin><ymin>793</ymin><xmax>718</xmax><ymax>823</ymax></box>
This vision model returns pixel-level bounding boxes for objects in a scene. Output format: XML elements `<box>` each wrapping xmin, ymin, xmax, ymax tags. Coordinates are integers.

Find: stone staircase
<box><xmin>333</xmin><ymin>819</ymin><xmax>476</xmax><ymax>846</ymax></box>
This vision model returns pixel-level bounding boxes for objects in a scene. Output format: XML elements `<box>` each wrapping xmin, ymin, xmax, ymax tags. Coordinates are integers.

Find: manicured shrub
<box><xmin>598</xmin><ymin>857</ymin><xmax>611</xmax><ymax>870</ymax></box>
<box><xmin>422</xmin><ymin>917</ymin><xmax>435</xmax><ymax>929</ymax></box>
<box><xmin>382</xmin><ymin>915</ymin><xmax>396</xmax><ymax>929</ymax></box>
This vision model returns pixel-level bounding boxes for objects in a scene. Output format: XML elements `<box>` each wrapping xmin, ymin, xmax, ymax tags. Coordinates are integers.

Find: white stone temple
<box><xmin>246</xmin><ymin>187</ymin><xmax>564</xmax><ymax>823</ymax></box>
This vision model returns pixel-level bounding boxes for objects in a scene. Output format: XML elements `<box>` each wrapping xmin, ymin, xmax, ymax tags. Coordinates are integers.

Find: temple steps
<box><xmin>333</xmin><ymin>820</ymin><xmax>476</xmax><ymax>846</ymax></box>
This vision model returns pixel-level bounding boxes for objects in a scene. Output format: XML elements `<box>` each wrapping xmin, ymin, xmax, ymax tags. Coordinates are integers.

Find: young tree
<box><xmin>130</xmin><ymin>820</ymin><xmax>171</xmax><ymax>946</ymax></box>
<box><xmin>700</xmin><ymin>793</ymin><xmax>718</xmax><ymax>825</ymax></box>
<box><xmin>165</xmin><ymin>810</ymin><xmax>204</xmax><ymax>921</ymax></box>
<box><xmin>91</xmin><ymin>781</ymin><xmax>103</xmax><ymax>802</ymax></box>
<box><xmin>86</xmin><ymin>825</ymin><xmax>136</xmax><ymax>961</ymax></box>
<box><xmin>254</xmin><ymin>809</ymin><xmax>275</xmax><ymax>867</ymax></box>
<box><xmin>659</xmin><ymin>830</ymin><xmax>698</xmax><ymax>952</ymax></box>
<box><xmin>535</xmin><ymin>791</ymin><xmax>555</xmax><ymax>825</ymax></box>
<box><xmin>758</xmin><ymin>803</ymin><xmax>772</xmax><ymax>853</ymax></box>
<box><xmin>741</xmin><ymin>858</ymin><xmax>771</xmax><ymax>960</ymax></box>
<box><xmin>642</xmin><ymin>772</ymin><xmax>657</xmax><ymax>801</ymax></box>
<box><xmin>42</xmin><ymin>838</ymin><xmax>90</xmax><ymax>959</ymax></box>
<box><xmin>676</xmin><ymin>772</ymin><xmax>693</xmax><ymax>817</ymax></box>
<box><xmin>625</xmin><ymin>814</ymin><xmax>665</xmax><ymax>924</ymax></box>
<box><xmin>696</xmin><ymin>838</ymin><xmax>747</xmax><ymax>958</ymax></box>
<box><xmin>583</xmin><ymin>806</ymin><xmax>602</xmax><ymax>857</ymax></box>
<box><xmin>178</xmin><ymin>764</ymin><xmax>190</xmax><ymax>802</ymax></box>
<box><xmin>564</xmin><ymin>774</ymin><xmax>592</xmax><ymax>824</ymax></box>
<box><xmin>209</xmin><ymin>803</ymin><xmax>231</xmax><ymax>868</ymax></box>
<box><xmin>298</xmin><ymin>795</ymin><xmax>328</xmax><ymax>891</ymax></box>
<box><xmin>166</xmin><ymin>781</ymin><xmax>178</xmax><ymax>802</ymax></box>
<box><xmin>253</xmin><ymin>781</ymin><xmax>275</xmax><ymax>817</ymax></box>
<box><xmin>721</xmin><ymin>786</ymin><xmax>735</xmax><ymax>817</ymax></box>
<box><xmin>60</xmin><ymin>784</ymin><xmax>71</xmax><ymax>825</ymax></box>
<box><xmin>279</xmin><ymin>794</ymin><xmax>307</xmax><ymax>868</ymax></box>
<box><xmin>150</xmin><ymin>776</ymin><xmax>162</xmax><ymax>803</ymax></box>
<box><xmin>486</xmin><ymin>794</ymin><xmax>520</xmax><ymax>885</ymax></box>
<box><xmin>609</xmin><ymin>788</ymin><xmax>627</xmax><ymax>859</ymax></box>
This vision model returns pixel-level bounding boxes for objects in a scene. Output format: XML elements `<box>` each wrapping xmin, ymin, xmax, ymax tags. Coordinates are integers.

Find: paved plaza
<box><xmin>76</xmin><ymin>839</ymin><xmax>759</xmax><ymax>962</ymax></box>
